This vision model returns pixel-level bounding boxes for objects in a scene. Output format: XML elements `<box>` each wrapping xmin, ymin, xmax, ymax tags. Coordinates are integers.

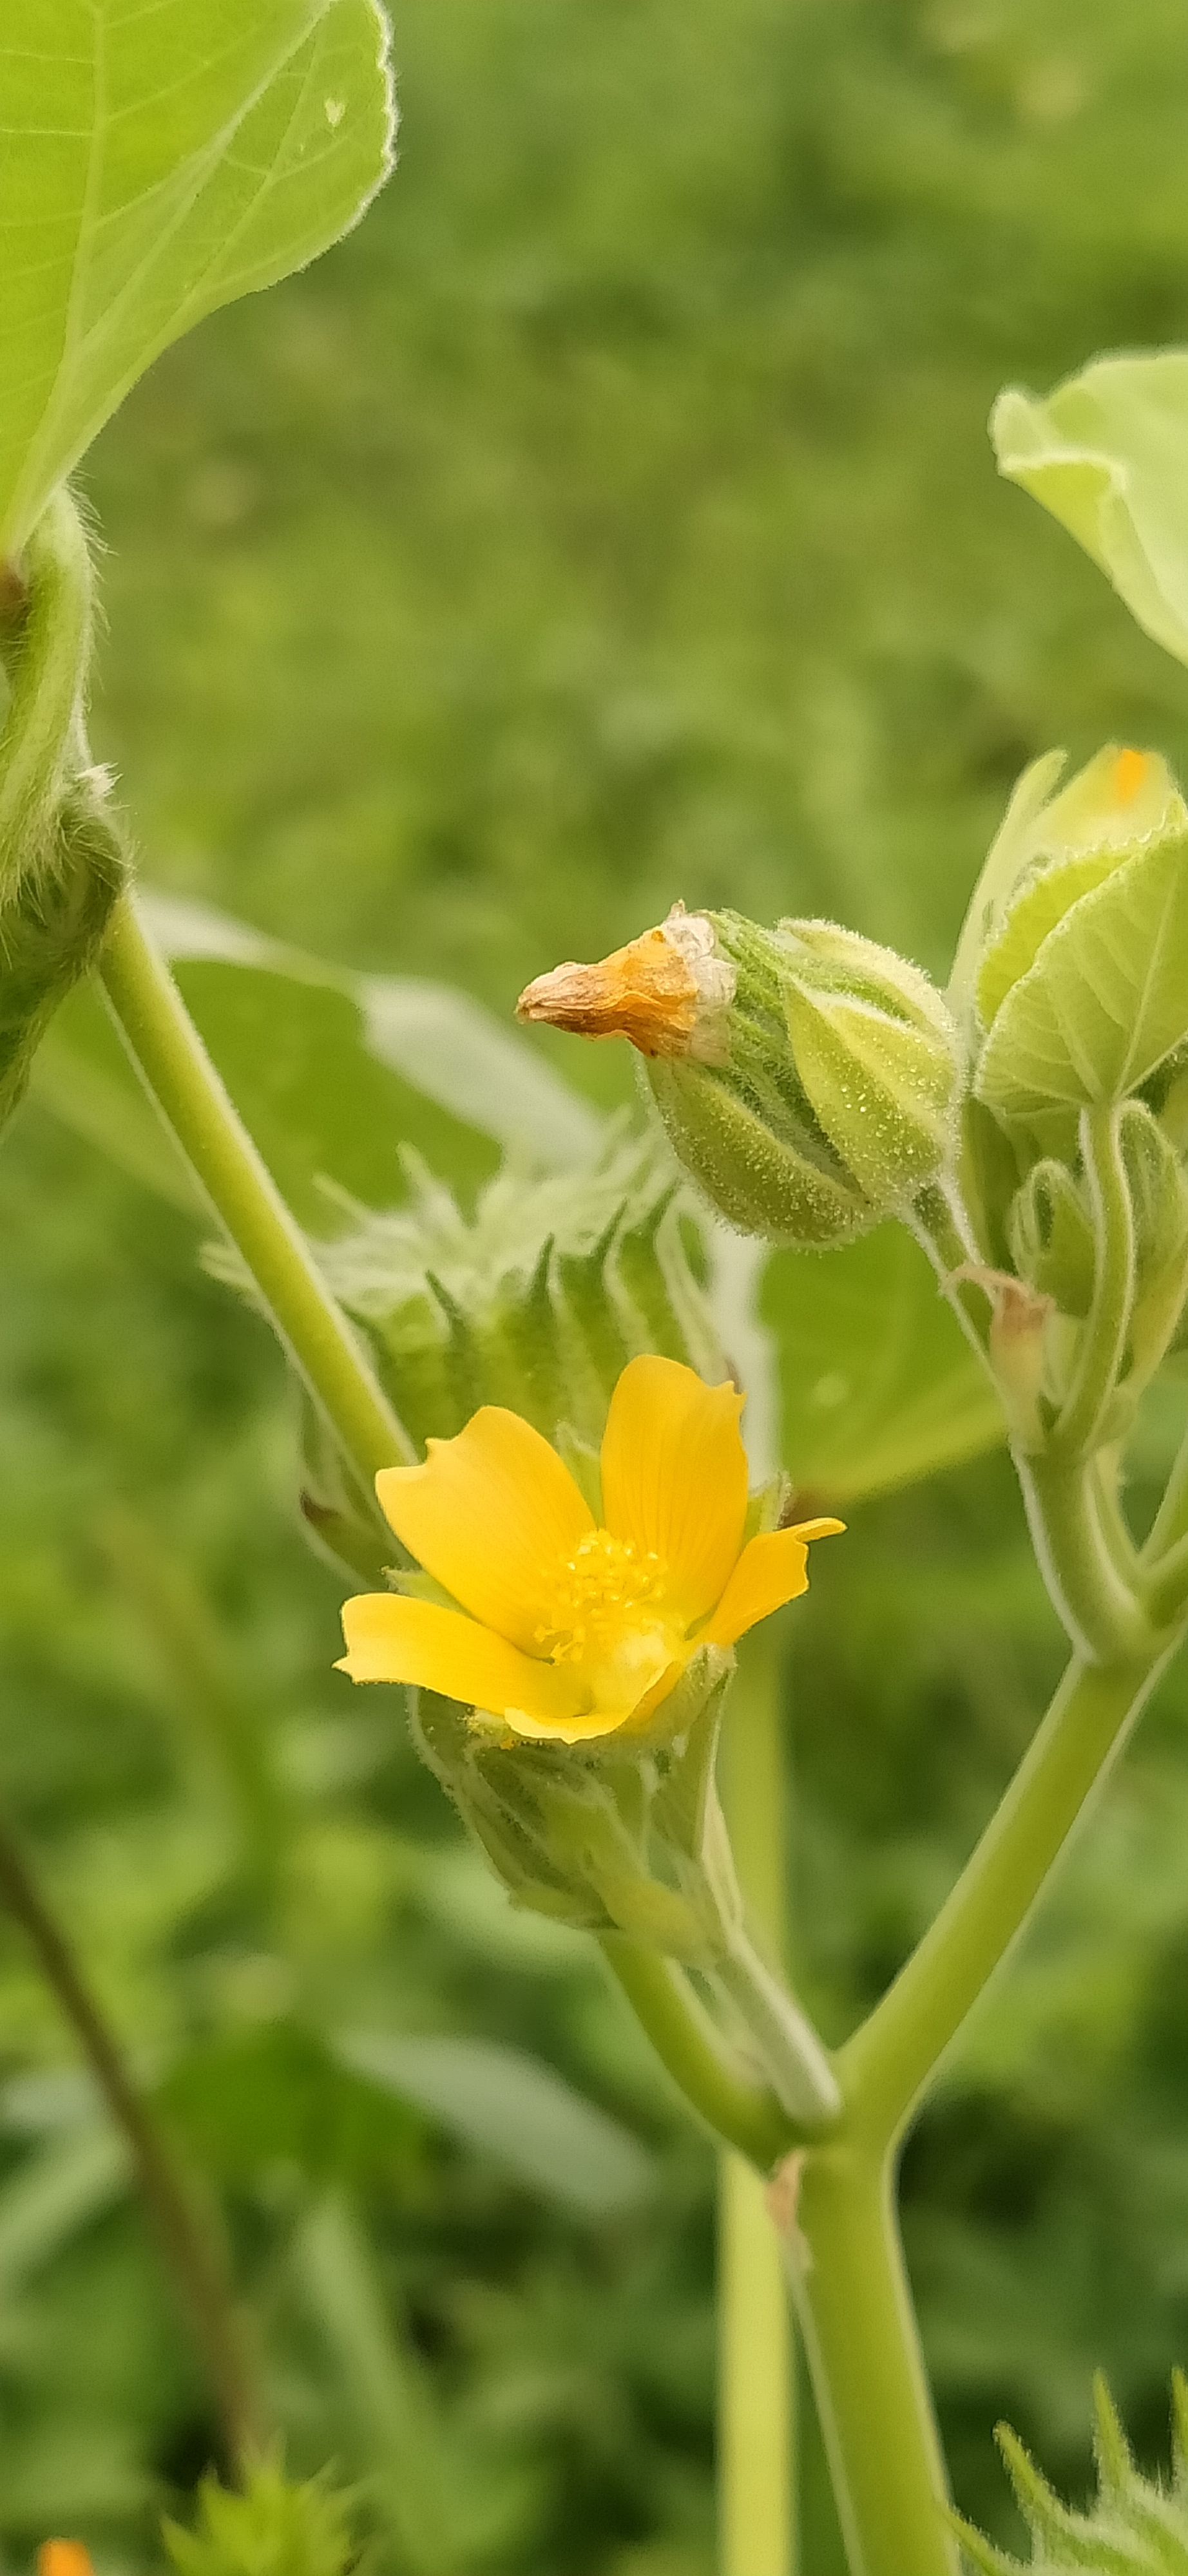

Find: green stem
<box><xmin>599</xmin><ymin>1936</ymin><xmax>792</xmax><ymax>2169</ymax></box>
<box><xmin>1017</xmin><ymin>1455</ymin><xmax>1152</xmax><ymax>1662</ymax></box>
<box><xmin>711</xmin><ymin>1920</ymin><xmax>839</xmax><ymax>2130</ymax></box>
<box><xmin>99</xmin><ymin>891</ymin><xmax>413</xmax><ymax>1482</ymax></box>
<box><xmin>1142</xmin><ymin>1405</ymin><xmax>1188</xmax><ymax>1563</ymax></box>
<box><xmin>789</xmin><ymin>2146</ymin><xmax>955</xmax><ymax>2576</ymax></box>
<box><xmin>717</xmin><ymin>1625</ymin><xmax>800</xmax><ymax>2576</ymax></box>
<box><xmin>720</xmin><ymin>2152</ymin><xmax>794</xmax><ymax>2576</ymax></box>
<box><xmin>0</xmin><ymin>1804</ymin><xmax>266</xmax><ymax>2467</ymax></box>
<box><xmin>838</xmin><ymin>1651</ymin><xmax>1167</xmax><ymax>2148</ymax></box>
<box><xmin>1051</xmin><ymin>1103</ymin><xmax>1135</xmax><ymax>1458</ymax></box>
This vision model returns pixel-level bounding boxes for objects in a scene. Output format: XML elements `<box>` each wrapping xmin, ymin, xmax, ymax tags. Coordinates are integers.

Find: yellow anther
<box><xmin>536</xmin><ymin>1528</ymin><xmax>667</xmax><ymax>1663</ymax></box>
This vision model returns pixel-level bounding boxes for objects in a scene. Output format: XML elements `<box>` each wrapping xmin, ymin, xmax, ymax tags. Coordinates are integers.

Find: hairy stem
<box><xmin>0</xmin><ymin>1806</ymin><xmax>266</xmax><ymax>2466</ymax></box>
<box><xmin>599</xmin><ymin>1937</ymin><xmax>792</xmax><ymax>2168</ymax></box>
<box><xmin>1017</xmin><ymin>1454</ymin><xmax>1153</xmax><ymax>1662</ymax></box>
<box><xmin>99</xmin><ymin>891</ymin><xmax>412</xmax><ymax>1483</ymax></box>
<box><xmin>838</xmin><ymin>1651</ymin><xmax>1168</xmax><ymax>2150</ymax></box>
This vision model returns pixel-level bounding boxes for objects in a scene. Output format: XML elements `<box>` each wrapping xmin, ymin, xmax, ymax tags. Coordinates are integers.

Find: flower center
<box><xmin>535</xmin><ymin>1528</ymin><xmax>668</xmax><ymax>1664</ymax></box>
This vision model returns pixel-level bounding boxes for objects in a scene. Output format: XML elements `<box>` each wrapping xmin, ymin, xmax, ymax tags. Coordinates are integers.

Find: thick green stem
<box><xmin>838</xmin><ymin>1652</ymin><xmax>1167</xmax><ymax>2149</ymax></box>
<box><xmin>599</xmin><ymin>1936</ymin><xmax>792</xmax><ymax>2168</ymax></box>
<box><xmin>0</xmin><ymin>1806</ymin><xmax>266</xmax><ymax>2467</ymax></box>
<box><xmin>99</xmin><ymin>892</ymin><xmax>413</xmax><ymax>1483</ymax></box>
<box><xmin>789</xmin><ymin>2146</ymin><xmax>955</xmax><ymax>2576</ymax></box>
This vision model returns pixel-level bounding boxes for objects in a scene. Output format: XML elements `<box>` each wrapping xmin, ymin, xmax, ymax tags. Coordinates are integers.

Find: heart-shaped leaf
<box><xmin>0</xmin><ymin>0</ymin><xmax>395</xmax><ymax>555</ymax></box>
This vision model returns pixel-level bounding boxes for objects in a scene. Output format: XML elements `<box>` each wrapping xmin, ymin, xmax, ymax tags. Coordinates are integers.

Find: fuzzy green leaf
<box><xmin>0</xmin><ymin>1</ymin><xmax>395</xmax><ymax>556</ymax></box>
<box><xmin>957</xmin><ymin>2378</ymin><xmax>1188</xmax><ymax>2576</ymax></box>
<box><xmin>976</xmin><ymin>828</ymin><xmax>1188</xmax><ymax>1124</ymax></box>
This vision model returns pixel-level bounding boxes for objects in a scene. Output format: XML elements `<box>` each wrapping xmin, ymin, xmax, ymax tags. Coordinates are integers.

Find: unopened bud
<box><xmin>519</xmin><ymin>907</ymin><xmax>961</xmax><ymax>1245</ymax></box>
<box><xmin>1008</xmin><ymin>1159</ymin><xmax>1096</xmax><ymax>1318</ymax></box>
<box><xmin>518</xmin><ymin>904</ymin><xmax>735</xmax><ymax>1063</ymax></box>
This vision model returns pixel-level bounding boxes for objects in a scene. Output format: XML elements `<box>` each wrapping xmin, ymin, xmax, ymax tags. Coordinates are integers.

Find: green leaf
<box><xmin>339</xmin><ymin>2030</ymin><xmax>655</xmax><ymax>2216</ymax></box>
<box><xmin>31</xmin><ymin>891</ymin><xmax>602</xmax><ymax>1226</ymax></box>
<box><xmin>0</xmin><ymin>0</ymin><xmax>396</xmax><ymax>556</ymax></box>
<box><xmin>976</xmin><ymin>828</ymin><xmax>1188</xmax><ymax>1124</ymax></box>
<box><xmin>0</xmin><ymin>2126</ymin><xmax>127</xmax><ymax>2294</ymax></box>
<box><xmin>756</xmin><ymin>1224</ymin><xmax>1005</xmax><ymax>1506</ymax></box>
<box><xmin>992</xmin><ymin>352</ymin><xmax>1188</xmax><ymax>669</ymax></box>
<box><xmin>160</xmin><ymin>2020</ymin><xmax>425</xmax><ymax>2188</ymax></box>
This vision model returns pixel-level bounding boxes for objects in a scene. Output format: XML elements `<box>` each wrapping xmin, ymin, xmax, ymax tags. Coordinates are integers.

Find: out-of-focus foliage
<box><xmin>5</xmin><ymin>0</ymin><xmax>1188</xmax><ymax>2570</ymax></box>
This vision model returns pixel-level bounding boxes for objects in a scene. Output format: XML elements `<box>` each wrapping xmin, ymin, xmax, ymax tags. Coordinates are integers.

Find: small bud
<box><xmin>953</xmin><ymin>1264</ymin><xmax>1054</xmax><ymax>1451</ymax></box>
<box><xmin>520</xmin><ymin>907</ymin><xmax>961</xmax><ymax>1245</ymax></box>
<box><xmin>1007</xmin><ymin>1159</ymin><xmax>1097</xmax><ymax>1318</ymax></box>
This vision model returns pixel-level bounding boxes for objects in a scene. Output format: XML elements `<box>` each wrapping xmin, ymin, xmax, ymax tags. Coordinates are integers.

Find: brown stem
<box><xmin>0</xmin><ymin>1806</ymin><xmax>267</xmax><ymax>2468</ymax></box>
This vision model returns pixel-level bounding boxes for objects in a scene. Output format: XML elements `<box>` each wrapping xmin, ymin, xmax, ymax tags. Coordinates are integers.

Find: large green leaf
<box><xmin>992</xmin><ymin>352</ymin><xmax>1188</xmax><ymax>670</ymax></box>
<box><xmin>0</xmin><ymin>0</ymin><xmax>395</xmax><ymax>555</ymax></box>
<box><xmin>753</xmin><ymin>1224</ymin><xmax>1005</xmax><ymax>1507</ymax></box>
<box><xmin>31</xmin><ymin>891</ymin><xmax>602</xmax><ymax>1226</ymax></box>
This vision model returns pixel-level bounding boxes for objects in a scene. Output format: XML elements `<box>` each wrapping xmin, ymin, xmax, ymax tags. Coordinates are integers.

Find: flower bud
<box><xmin>1007</xmin><ymin>1159</ymin><xmax>1096</xmax><ymax>1318</ymax></box>
<box><xmin>519</xmin><ymin>907</ymin><xmax>961</xmax><ymax>1245</ymax></box>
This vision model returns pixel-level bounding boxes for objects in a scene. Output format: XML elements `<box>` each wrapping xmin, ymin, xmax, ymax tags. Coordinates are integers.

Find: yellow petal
<box><xmin>501</xmin><ymin>1701</ymin><xmax>635</xmax><ymax>1745</ymax></box>
<box><xmin>701</xmin><ymin>1519</ymin><xmax>844</xmax><ymax>1647</ymax></box>
<box><xmin>376</xmin><ymin>1408</ymin><xmax>593</xmax><ymax>1652</ymax></box>
<box><xmin>600</xmin><ymin>1355</ymin><xmax>747</xmax><ymax>1625</ymax></box>
<box><xmin>338</xmin><ymin>1593</ymin><xmax>584</xmax><ymax>1727</ymax></box>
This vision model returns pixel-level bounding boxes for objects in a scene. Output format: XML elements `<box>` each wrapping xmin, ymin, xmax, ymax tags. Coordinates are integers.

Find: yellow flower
<box><xmin>39</xmin><ymin>2548</ymin><xmax>95</xmax><ymax>2576</ymax></box>
<box><xmin>338</xmin><ymin>1355</ymin><xmax>842</xmax><ymax>1744</ymax></box>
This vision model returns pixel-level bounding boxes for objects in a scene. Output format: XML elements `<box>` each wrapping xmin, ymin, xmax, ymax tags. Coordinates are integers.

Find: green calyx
<box><xmin>0</xmin><ymin>486</ymin><xmax>127</xmax><ymax>1129</ymax></box>
<box><xmin>316</xmin><ymin>1127</ymin><xmax>724</xmax><ymax>1449</ymax></box>
<box><xmin>647</xmin><ymin>909</ymin><xmax>960</xmax><ymax>1247</ymax></box>
<box><xmin>271</xmin><ymin>1131</ymin><xmax>725</xmax><ymax>1578</ymax></box>
<box><xmin>411</xmin><ymin>1649</ymin><xmax>736</xmax><ymax>1948</ymax></box>
<box><xmin>955</xmin><ymin>2372</ymin><xmax>1188</xmax><ymax>2575</ymax></box>
<box><xmin>163</xmin><ymin>2455</ymin><xmax>359</xmax><ymax>2576</ymax></box>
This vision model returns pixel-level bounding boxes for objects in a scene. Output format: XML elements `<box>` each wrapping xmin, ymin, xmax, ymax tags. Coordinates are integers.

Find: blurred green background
<box><xmin>6</xmin><ymin>0</ymin><xmax>1188</xmax><ymax>2567</ymax></box>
